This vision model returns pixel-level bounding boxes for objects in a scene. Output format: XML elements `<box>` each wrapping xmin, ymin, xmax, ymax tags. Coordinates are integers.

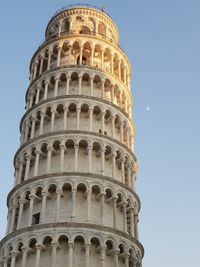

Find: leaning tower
<box><xmin>0</xmin><ymin>4</ymin><xmax>144</xmax><ymax>267</ymax></box>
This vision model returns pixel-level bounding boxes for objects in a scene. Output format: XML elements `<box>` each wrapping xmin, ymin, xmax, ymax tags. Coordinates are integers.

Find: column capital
<box><xmin>78</xmin><ymin>73</ymin><xmax>83</xmax><ymax>79</ymax></box>
<box><xmin>56</xmin><ymin>189</ymin><xmax>62</xmax><ymax>195</ymax></box>
<box><xmin>64</xmin><ymin>105</ymin><xmax>68</xmax><ymax>111</ymax></box>
<box><xmin>10</xmin><ymin>251</ymin><xmax>18</xmax><ymax>258</ymax></box>
<box><xmin>19</xmin><ymin>198</ymin><xmax>27</xmax><ymax>205</ymax></box>
<box><xmin>51</xmin><ymin>242</ymin><xmax>60</xmax><ymax>249</ymax></box>
<box><xmin>60</xmin><ymin>144</ymin><xmax>65</xmax><ymax>150</ymax></box>
<box><xmin>47</xmin><ymin>50</ymin><xmax>53</xmax><ymax>55</ymax></box>
<box><xmin>35</xmin><ymin>243</ymin><xmax>44</xmax><ymax>250</ymax></box>
<box><xmin>84</xmin><ymin>243</ymin><xmax>91</xmax><ymax>249</ymax></box>
<box><xmin>29</xmin><ymin>194</ymin><xmax>36</xmax><ymax>200</ymax></box>
<box><xmin>47</xmin><ymin>145</ymin><xmax>54</xmax><ymax>152</ymax></box>
<box><xmin>44</xmin><ymin>79</ymin><xmax>50</xmax><ymax>85</ymax></box>
<box><xmin>35</xmin><ymin>149</ymin><xmax>41</xmax><ymax>155</ymax></box>
<box><xmin>41</xmin><ymin>191</ymin><xmax>49</xmax><ymax>197</ymax></box>
<box><xmin>21</xmin><ymin>246</ymin><xmax>29</xmax><ymax>253</ymax></box>
<box><xmin>68</xmin><ymin>242</ymin><xmax>74</xmax><ymax>248</ymax></box>
<box><xmin>72</xmin><ymin>188</ymin><xmax>77</xmax><ymax>193</ymax></box>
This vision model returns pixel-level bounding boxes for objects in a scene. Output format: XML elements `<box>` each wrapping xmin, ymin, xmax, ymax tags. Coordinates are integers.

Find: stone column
<box><xmin>111</xmin><ymin>115</ymin><xmax>116</xmax><ymax>138</ymax></box>
<box><xmin>114</xmin><ymin>250</ymin><xmax>119</xmax><ymax>267</ymax></box>
<box><xmin>21</xmin><ymin>247</ymin><xmax>29</xmax><ymax>267</ymax></box>
<box><xmin>76</xmin><ymin>107</ymin><xmax>81</xmax><ymax>130</ymax></box>
<box><xmin>100</xmin><ymin>193</ymin><xmax>105</xmax><ymax>225</ymax></box>
<box><xmin>33</xmin><ymin>61</ymin><xmax>38</xmax><ymax>80</ymax></box>
<box><xmin>74</xmin><ymin>145</ymin><xmax>79</xmax><ymax>171</ymax></box>
<box><xmin>41</xmin><ymin>191</ymin><xmax>48</xmax><ymax>223</ymax></box>
<box><xmin>35</xmin><ymin>244</ymin><xmax>42</xmax><ymax>267</ymax></box>
<box><xmin>51</xmin><ymin>108</ymin><xmax>56</xmax><ymax>132</ymax></box>
<box><xmin>34</xmin><ymin>149</ymin><xmax>40</xmax><ymax>177</ymax></box>
<box><xmin>79</xmin><ymin>45</ymin><xmax>83</xmax><ymax>65</ymax></box>
<box><xmin>118</xmin><ymin>121</ymin><xmax>123</xmax><ymax>144</ymax></box>
<box><xmin>124</xmin><ymin>254</ymin><xmax>130</xmax><ymax>267</ymax></box>
<box><xmin>125</xmin><ymin>97</ymin><xmax>128</xmax><ymax>113</ymax></box>
<box><xmin>134</xmin><ymin>214</ymin><xmax>139</xmax><ymax>240</ymax></box>
<box><xmin>29</xmin><ymin>93</ymin><xmax>34</xmax><ymax>109</ymax></box>
<box><xmin>39</xmin><ymin>57</ymin><xmax>44</xmax><ymax>74</ymax></box>
<box><xmin>121</xmin><ymin>159</ymin><xmax>125</xmax><ymax>183</ymax></box>
<box><xmin>24</xmin><ymin>121</ymin><xmax>30</xmax><ymax>142</ymax></box>
<box><xmin>100</xmin><ymin>246</ymin><xmax>106</xmax><ymax>267</ymax></box>
<box><xmin>123</xmin><ymin>203</ymin><xmax>128</xmax><ymax>232</ymax></box>
<box><xmin>17</xmin><ymin>161</ymin><xmax>23</xmax><ymax>184</ymax></box>
<box><xmin>78</xmin><ymin>74</ymin><xmax>82</xmax><ymax>94</ymax></box>
<box><xmin>71</xmin><ymin>189</ymin><xmax>77</xmax><ymax>221</ymax></box>
<box><xmin>3</xmin><ymin>256</ymin><xmax>8</xmax><ymax>267</ymax></box>
<box><xmin>85</xmin><ymin>244</ymin><xmax>90</xmax><ymax>267</ymax></box>
<box><xmin>10</xmin><ymin>251</ymin><xmax>18</xmax><ymax>267</ymax></box>
<box><xmin>101</xmin><ymin>49</ymin><xmax>104</xmax><ymax>69</ymax></box>
<box><xmin>86</xmin><ymin>190</ymin><xmax>91</xmax><ymax>222</ymax></box>
<box><xmin>130</xmin><ymin>208</ymin><xmax>134</xmax><ymax>237</ymax></box>
<box><xmin>111</xmin><ymin>84</ymin><xmax>114</xmax><ymax>103</ymax></box>
<box><xmin>51</xmin><ymin>242</ymin><xmax>59</xmax><ymax>267</ymax></box>
<box><xmin>91</xmin><ymin>46</ymin><xmax>94</xmax><ymax>66</ymax></box>
<box><xmin>55</xmin><ymin>189</ymin><xmax>62</xmax><ymax>222</ymax></box>
<box><xmin>47</xmin><ymin>51</ymin><xmax>52</xmax><ymax>71</ymax></box>
<box><xmin>46</xmin><ymin>145</ymin><xmax>53</xmax><ymax>173</ymax></box>
<box><xmin>124</xmin><ymin>67</ymin><xmax>127</xmax><ymax>84</ymax></box>
<box><xmin>110</xmin><ymin>53</ymin><xmax>114</xmax><ymax>74</ymax></box>
<box><xmin>66</xmin><ymin>75</ymin><xmax>70</xmax><ymax>95</ymax></box>
<box><xmin>24</xmin><ymin>154</ymin><xmax>31</xmax><ymax>181</ymax></box>
<box><xmin>87</xmin><ymin>145</ymin><xmax>92</xmax><ymax>173</ymax></box>
<box><xmin>30</xmin><ymin>117</ymin><xmax>36</xmax><ymax>139</ymax></box>
<box><xmin>127</xmin><ymin>163</ymin><xmax>132</xmax><ymax>188</ymax></box>
<box><xmin>63</xmin><ymin>106</ymin><xmax>68</xmax><ymax>130</ymax></box>
<box><xmin>90</xmin><ymin>76</ymin><xmax>94</xmax><ymax>96</ymax></box>
<box><xmin>60</xmin><ymin>144</ymin><xmax>65</xmax><ymax>171</ymax></box>
<box><xmin>101</xmin><ymin>148</ymin><xmax>105</xmax><ymax>175</ymax></box>
<box><xmin>68</xmin><ymin>243</ymin><xmax>74</xmax><ymax>267</ymax></box>
<box><xmin>101</xmin><ymin>111</ymin><xmax>105</xmax><ymax>133</ymax></box>
<box><xmin>89</xmin><ymin>108</ymin><xmax>93</xmax><ymax>131</ymax></box>
<box><xmin>57</xmin><ymin>47</ymin><xmax>62</xmax><ymax>67</ymax></box>
<box><xmin>9</xmin><ymin>204</ymin><xmax>17</xmax><ymax>233</ymax></box>
<box><xmin>44</xmin><ymin>80</ymin><xmax>49</xmax><ymax>100</ymax></box>
<box><xmin>119</xmin><ymin>90</ymin><xmax>122</xmax><ymax>108</ymax></box>
<box><xmin>112</xmin><ymin>152</ymin><xmax>116</xmax><ymax>179</ymax></box>
<box><xmin>113</xmin><ymin>197</ymin><xmax>117</xmax><ymax>228</ymax></box>
<box><xmin>39</xmin><ymin>112</ymin><xmax>45</xmax><ymax>135</ymax></box>
<box><xmin>5</xmin><ymin>209</ymin><xmax>12</xmax><ymax>234</ymax></box>
<box><xmin>54</xmin><ymin>76</ymin><xmax>59</xmax><ymax>97</ymax></box>
<box><xmin>35</xmin><ymin>87</ymin><xmax>40</xmax><ymax>104</ymax></box>
<box><xmin>14</xmin><ymin>168</ymin><xmax>19</xmax><ymax>186</ymax></box>
<box><xmin>101</xmin><ymin>79</ymin><xmax>105</xmax><ymax>98</ymax></box>
<box><xmin>126</xmin><ymin>127</ymin><xmax>130</xmax><ymax>147</ymax></box>
<box><xmin>28</xmin><ymin>194</ymin><xmax>35</xmax><ymax>226</ymax></box>
<box><xmin>68</xmin><ymin>46</ymin><xmax>72</xmax><ymax>65</ymax></box>
<box><xmin>118</xmin><ymin>60</ymin><xmax>121</xmax><ymax>80</ymax></box>
<box><xmin>17</xmin><ymin>198</ymin><xmax>26</xmax><ymax>229</ymax></box>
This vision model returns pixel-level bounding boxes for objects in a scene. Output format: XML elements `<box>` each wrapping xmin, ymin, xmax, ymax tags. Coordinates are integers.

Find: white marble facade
<box><xmin>0</xmin><ymin>4</ymin><xmax>143</xmax><ymax>267</ymax></box>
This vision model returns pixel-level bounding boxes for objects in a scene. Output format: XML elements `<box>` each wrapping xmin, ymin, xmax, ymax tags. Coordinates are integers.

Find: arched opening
<box><xmin>98</xmin><ymin>22</ymin><xmax>106</xmax><ymax>37</ymax></box>
<box><xmin>80</xmin><ymin>25</ymin><xmax>91</xmax><ymax>35</ymax></box>
<box><xmin>61</xmin><ymin>19</ymin><xmax>70</xmax><ymax>34</ymax></box>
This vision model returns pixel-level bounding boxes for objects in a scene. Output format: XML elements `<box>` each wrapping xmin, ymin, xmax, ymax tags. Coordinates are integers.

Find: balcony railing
<box><xmin>38</xmin><ymin>30</ymin><xmax>120</xmax><ymax>50</ymax></box>
<box><xmin>53</xmin><ymin>3</ymin><xmax>107</xmax><ymax>17</ymax></box>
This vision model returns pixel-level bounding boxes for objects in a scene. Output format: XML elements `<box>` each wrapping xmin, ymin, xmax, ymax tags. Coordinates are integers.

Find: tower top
<box><xmin>54</xmin><ymin>3</ymin><xmax>108</xmax><ymax>17</ymax></box>
<box><xmin>45</xmin><ymin>3</ymin><xmax>119</xmax><ymax>44</ymax></box>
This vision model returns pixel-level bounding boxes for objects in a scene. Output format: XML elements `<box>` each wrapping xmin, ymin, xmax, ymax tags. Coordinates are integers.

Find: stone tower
<box><xmin>0</xmin><ymin>4</ymin><xmax>144</xmax><ymax>267</ymax></box>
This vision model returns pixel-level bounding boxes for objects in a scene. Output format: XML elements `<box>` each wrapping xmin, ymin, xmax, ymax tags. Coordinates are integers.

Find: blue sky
<box><xmin>0</xmin><ymin>1</ymin><xmax>200</xmax><ymax>266</ymax></box>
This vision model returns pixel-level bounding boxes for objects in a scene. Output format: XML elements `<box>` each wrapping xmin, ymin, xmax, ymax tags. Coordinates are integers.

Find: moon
<box><xmin>146</xmin><ymin>106</ymin><xmax>150</xmax><ymax>111</ymax></box>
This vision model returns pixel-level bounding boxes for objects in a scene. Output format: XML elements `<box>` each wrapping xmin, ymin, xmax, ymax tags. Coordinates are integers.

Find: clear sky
<box><xmin>0</xmin><ymin>1</ymin><xmax>200</xmax><ymax>266</ymax></box>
